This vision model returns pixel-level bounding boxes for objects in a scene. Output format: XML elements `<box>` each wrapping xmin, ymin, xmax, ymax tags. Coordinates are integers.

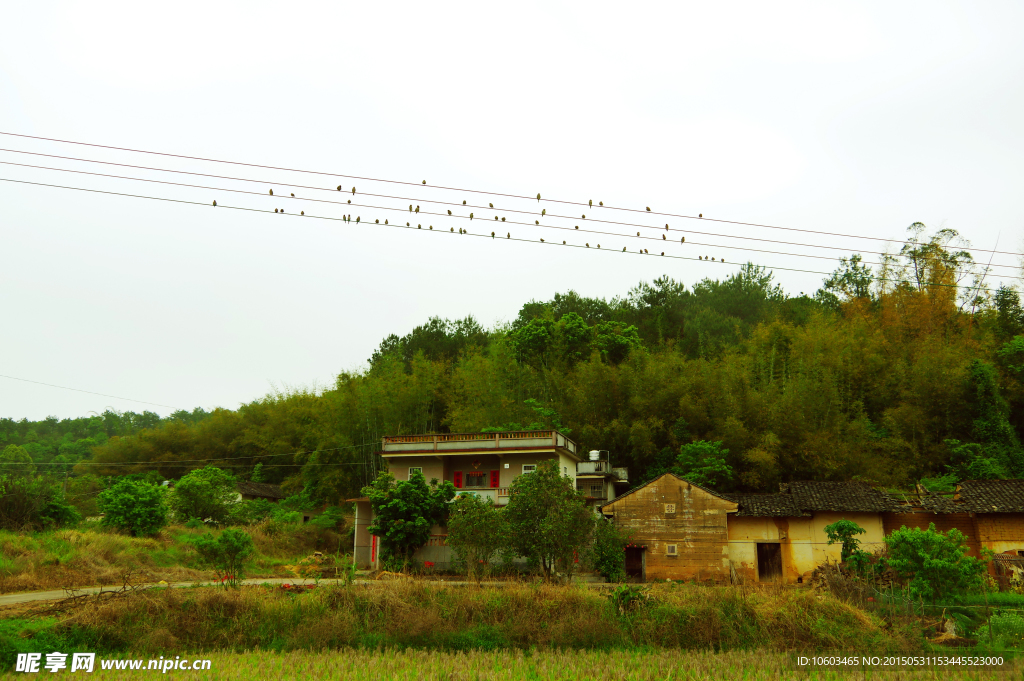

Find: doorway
<box><xmin>756</xmin><ymin>542</ymin><xmax>782</xmax><ymax>581</ymax></box>
<box><xmin>625</xmin><ymin>547</ymin><xmax>645</xmax><ymax>581</ymax></box>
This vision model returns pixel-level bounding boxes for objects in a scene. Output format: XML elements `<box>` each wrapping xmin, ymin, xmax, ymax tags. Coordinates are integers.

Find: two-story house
<box><xmin>575</xmin><ymin>449</ymin><xmax>630</xmax><ymax>511</ymax></box>
<box><xmin>351</xmin><ymin>429</ymin><xmax>581</xmax><ymax>569</ymax></box>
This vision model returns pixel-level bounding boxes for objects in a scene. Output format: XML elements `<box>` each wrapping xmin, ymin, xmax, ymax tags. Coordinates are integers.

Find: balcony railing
<box><xmin>382</xmin><ymin>431</ymin><xmax>577</xmax><ymax>455</ymax></box>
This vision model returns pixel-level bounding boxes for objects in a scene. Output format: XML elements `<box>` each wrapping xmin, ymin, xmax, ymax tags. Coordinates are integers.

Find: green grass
<box><xmin>2</xmin><ymin>648</ymin><xmax>1018</xmax><ymax>681</ymax></box>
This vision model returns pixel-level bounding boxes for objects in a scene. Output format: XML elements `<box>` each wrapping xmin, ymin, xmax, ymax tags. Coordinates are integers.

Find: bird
<box><xmin>636</xmin><ymin>232</ymin><xmax>640</xmax><ymax>236</ymax></box>
<box><xmin>541</xmin><ymin>238</ymin><xmax>545</xmax><ymax>243</ymax></box>
<box><xmin>662</xmin><ymin>235</ymin><xmax>666</xmax><ymax>240</ymax></box>
<box><xmin>352</xmin><ymin>187</ymin><xmax>356</xmax><ymax>195</ymax></box>
<box><xmin>589</xmin><ymin>200</ymin><xmax>593</xmax><ymax>208</ymax></box>
<box><xmin>597</xmin><ymin>244</ymin><xmax>600</xmax><ymax>248</ymax></box>
<box><xmin>644</xmin><ymin>249</ymin><xmax>648</xmax><ymax>254</ymax></box>
<box><xmin>495</xmin><ymin>216</ymin><xmax>498</xmax><ymax>221</ymax></box>
<box><xmin>448</xmin><ymin>210</ymin><xmax>452</xmax><ymax>215</ymax></box>
<box><xmin>562</xmin><ymin>240</ymin><xmax>566</xmax><ymax>244</ymax></box>
<box><xmin>422</xmin><ymin>180</ymin><xmax>426</xmax><ymax>184</ymax></box>
<box><xmin>415</xmin><ymin>206</ymin><xmax>420</xmax><ymax>213</ymax></box>
<box><xmin>463</xmin><ymin>200</ymin><xmax>467</xmax><ymax>205</ymax></box>
<box><xmin>347</xmin><ymin>200</ymin><xmax>351</xmax><ymax>204</ymax></box>
<box><xmin>269</xmin><ymin>189</ymin><xmax>273</xmax><ymax>195</ymax></box>
<box><xmin>291</xmin><ymin>193</ymin><xmax>295</xmax><ymax>197</ymax></box>
<box><xmin>535</xmin><ymin>220</ymin><xmax>539</xmax><ymax>225</ymax></box>
<box><xmin>429</xmin><ymin>225</ymin><xmax>433</xmax><ymax>229</ymax></box>
<box><xmin>721</xmin><ymin>259</ymin><xmax>725</xmax><ymax>263</ymax></box>
<box><xmin>586</xmin><ymin>243</ymin><xmax>590</xmax><ymax>247</ymax></box>
<box><xmin>599</xmin><ymin>201</ymin><xmax>603</xmax><ymax>206</ymax></box>
<box><xmin>541</xmin><ymin>209</ymin><xmax>546</xmax><ymax>216</ymax></box>
<box><xmin>274</xmin><ymin>208</ymin><xmax>278</xmax><ymax>213</ymax></box>
<box><xmin>469</xmin><ymin>213</ymin><xmax>474</xmax><ymax>220</ymax></box>
<box><xmin>712</xmin><ymin>257</ymin><xmax>715</xmax><ymax>261</ymax></box>
<box><xmin>375</xmin><ymin>219</ymin><xmax>379</xmax><ymax>224</ymax></box>
<box><xmin>665</xmin><ymin>224</ymin><xmax>669</xmax><ymax>230</ymax></box>
<box><xmin>681</xmin><ymin>237</ymin><xmax>686</xmax><ymax>243</ymax></box>
<box><xmin>337</xmin><ymin>185</ymin><xmax>342</xmax><ymax>191</ymax></box>
<box><xmin>491</xmin><ymin>232</ymin><xmax>495</xmax><ymax>237</ymax></box>
<box><xmin>409</xmin><ymin>205</ymin><xmax>413</xmax><ymax>212</ymax></box>
<box><xmin>489</xmin><ymin>203</ymin><xmax>494</xmax><ymax>208</ymax></box>
<box><xmin>356</xmin><ymin>217</ymin><xmax>360</xmax><ymax>223</ymax></box>
<box><xmin>301</xmin><ymin>211</ymin><xmax>305</xmax><ymax>216</ymax></box>
<box><xmin>451</xmin><ymin>227</ymin><xmax>454</xmax><ymax>232</ymax></box>
<box><xmin>507</xmin><ymin>233</ymin><xmax>510</xmax><ymax>238</ymax></box>
<box><xmin>623</xmin><ymin>247</ymin><xmax>626</xmax><ymax>252</ymax></box>
<box><xmin>699</xmin><ymin>213</ymin><xmax>702</xmax><ymax>218</ymax></box>
<box><xmin>661</xmin><ymin>252</ymin><xmax>664</xmax><ymax>256</ymax></box>
<box><xmin>212</xmin><ymin>200</ymin><xmax>217</xmax><ymax>206</ymax></box>
<box><xmin>384</xmin><ymin>219</ymin><xmax>388</xmax><ymax>224</ymax></box>
<box><xmin>501</xmin><ymin>217</ymin><xmax>506</xmax><ymax>222</ymax></box>
<box><xmin>407</xmin><ymin>222</ymin><xmax>410</xmax><ymax>227</ymax></box>
<box><xmin>646</xmin><ymin>207</ymin><xmax>651</xmax><ymax>212</ymax></box>
<box><xmin>575</xmin><ymin>226</ymin><xmax>578</xmax><ymax>229</ymax></box>
<box><xmin>536</xmin><ymin>193</ymin><xmax>541</xmax><ymax>201</ymax></box>
<box><xmin>582</xmin><ymin>214</ymin><xmax>586</xmax><ymax>219</ymax></box>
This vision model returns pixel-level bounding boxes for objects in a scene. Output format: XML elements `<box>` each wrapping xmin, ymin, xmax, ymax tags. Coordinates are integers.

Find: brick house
<box><xmin>351</xmin><ymin>430</ymin><xmax>584</xmax><ymax>569</ymax></box>
<box><xmin>601</xmin><ymin>476</ymin><xmax>1024</xmax><ymax>584</ymax></box>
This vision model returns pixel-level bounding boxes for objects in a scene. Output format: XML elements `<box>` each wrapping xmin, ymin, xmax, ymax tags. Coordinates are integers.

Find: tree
<box><xmin>362</xmin><ymin>470</ymin><xmax>455</xmax><ymax>568</ymax></box>
<box><xmin>885</xmin><ymin>523</ymin><xmax>987</xmax><ymax>603</ymax></box>
<box><xmin>503</xmin><ymin>460</ymin><xmax>594</xmax><ymax>582</ymax></box>
<box><xmin>98</xmin><ymin>478</ymin><xmax>168</xmax><ymax>536</ymax></box>
<box><xmin>446</xmin><ymin>493</ymin><xmax>505</xmax><ymax>583</ymax></box>
<box><xmin>824</xmin><ymin>519</ymin><xmax>866</xmax><ymax>563</ymax></box>
<box><xmin>169</xmin><ymin>466</ymin><xmax>238</xmax><ymax>523</ymax></box>
<box><xmin>676</xmin><ymin>441</ymin><xmax>734</xmax><ymax>488</ymax></box>
<box><xmin>0</xmin><ymin>445</ymin><xmax>35</xmax><ymax>476</ymax></box>
<box><xmin>587</xmin><ymin>516</ymin><xmax>627</xmax><ymax>583</ymax></box>
<box><xmin>193</xmin><ymin>528</ymin><xmax>255</xmax><ymax>587</ymax></box>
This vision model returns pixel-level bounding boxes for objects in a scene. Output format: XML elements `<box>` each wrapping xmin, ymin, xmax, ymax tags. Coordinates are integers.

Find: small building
<box><xmin>575</xmin><ymin>449</ymin><xmax>630</xmax><ymax>511</ymax></box>
<box><xmin>352</xmin><ymin>430</ymin><xmax>582</xmax><ymax>569</ymax></box>
<box><xmin>235</xmin><ymin>481</ymin><xmax>287</xmax><ymax>503</ymax></box>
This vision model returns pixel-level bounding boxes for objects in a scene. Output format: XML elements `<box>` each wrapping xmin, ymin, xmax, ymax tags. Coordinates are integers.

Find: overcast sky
<box><xmin>1</xmin><ymin>1</ymin><xmax>1022</xmax><ymax>422</ymax></box>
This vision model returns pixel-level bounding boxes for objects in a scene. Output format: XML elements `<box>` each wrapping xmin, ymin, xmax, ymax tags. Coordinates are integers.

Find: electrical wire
<box><xmin>0</xmin><ymin>374</ymin><xmax>178</xmax><ymax>410</ymax></box>
<box><xmin>0</xmin><ymin>176</ymin><xmax>1007</xmax><ymax>294</ymax></box>
<box><xmin>2</xmin><ymin>130</ymin><xmax>1020</xmax><ymax>258</ymax></box>
<box><xmin>3</xmin><ymin>152</ymin><xmax>1020</xmax><ymax>273</ymax></box>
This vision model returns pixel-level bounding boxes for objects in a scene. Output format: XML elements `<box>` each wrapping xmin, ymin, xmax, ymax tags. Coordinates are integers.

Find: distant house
<box><xmin>235</xmin><ymin>481</ymin><xmax>287</xmax><ymax>503</ymax></box>
<box><xmin>602</xmin><ymin>476</ymin><xmax>1024</xmax><ymax>584</ymax></box>
<box><xmin>351</xmin><ymin>430</ymin><xmax>589</xmax><ymax>569</ymax></box>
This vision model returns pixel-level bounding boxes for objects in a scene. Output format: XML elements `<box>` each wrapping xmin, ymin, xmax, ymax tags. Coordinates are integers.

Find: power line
<box><xmin>3</xmin><ymin>153</ymin><xmax>1020</xmax><ymax>274</ymax></box>
<box><xmin>0</xmin><ymin>176</ymin><xmax>1005</xmax><ymax>294</ymax></box>
<box><xmin>3</xmin><ymin>130</ymin><xmax>1020</xmax><ymax>258</ymax></box>
<box><xmin>0</xmin><ymin>374</ymin><xmax>179</xmax><ymax>410</ymax></box>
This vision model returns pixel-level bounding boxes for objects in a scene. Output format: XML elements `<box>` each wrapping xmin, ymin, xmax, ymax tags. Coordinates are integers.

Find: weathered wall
<box><xmin>883</xmin><ymin>512</ymin><xmax>980</xmax><ymax>555</ymax></box>
<box><xmin>975</xmin><ymin>513</ymin><xmax>1024</xmax><ymax>556</ymax></box>
<box><xmin>728</xmin><ymin>512</ymin><xmax>884</xmax><ymax>583</ymax></box>
<box><xmin>386</xmin><ymin>455</ymin><xmax>446</xmax><ymax>482</ymax></box>
<box><xmin>353</xmin><ymin>500</ymin><xmax>374</xmax><ymax>569</ymax></box>
<box><xmin>604</xmin><ymin>475</ymin><xmax>737</xmax><ymax>583</ymax></box>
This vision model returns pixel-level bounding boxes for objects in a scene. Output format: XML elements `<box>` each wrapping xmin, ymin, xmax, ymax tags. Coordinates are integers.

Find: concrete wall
<box><xmin>353</xmin><ymin>500</ymin><xmax>375</xmax><ymax>569</ymax></box>
<box><xmin>728</xmin><ymin>512</ymin><xmax>884</xmax><ymax>583</ymax></box>
<box><xmin>604</xmin><ymin>476</ymin><xmax>737</xmax><ymax>583</ymax></box>
<box><xmin>973</xmin><ymin>513</ymin><xmax>1024</xmax><ymax>556</ymax></box>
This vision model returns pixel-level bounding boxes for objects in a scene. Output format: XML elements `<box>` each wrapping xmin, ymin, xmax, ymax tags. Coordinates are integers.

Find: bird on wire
<box><xmin>301</xmin><ymin>211</ymin><xmax>305</xmax><ymax>216</ymax></box>
<box><xmin>501</xmin><ymin>217</ymin><xmax>506</xmax><ymax>222</ymax></box>
<box><xmin>375</xmin><ymin>219</ymin><xmax>379</xmax><ymax>224</ymax></box>
<box><xmin>597</xmin><ymin>244</ymin><xmax>600</xmax><ymax>248</ymax></box>
<box><xmin>463</xmin><ymin>200</ymin><xmax>467</xmax><ymax>205</ymax></box>
<box><xmin>636</xmin><ymin>232</ymin><xmax>640</xmax><ymax>236</ymax></box>
<box><xmin>409</xmin><ymin>205</ymin><xmax>413</xmax><ymax>212</ymax></box>
<box><xmin>212</xmin><ymin>200</ymin><xmax>217</xmax><ymax>206</ymax></box>
<box><xmin>494</xmin><ymin>216</ymin><xmax>498</xmax><ymax>221</ymax></box>
<box><xmin>582</xmin><ymin>214</ymin><xmax>586</xmax><ymax>219</ymax></box>
<box><xmin>469</xmin><ymin>213</ymin><xmax>474</xmax><ymax>220</ymax></box>
<box><xmin>418</xmin><ymin>225</ymin><xmax>421</xmax><ymax>228</ymax></box>
<box><xmin>507</xmin><ymin>233</ymin><xmax>510</xmax><ymax>238</ymax></box>
<box><xmin>337</xmin><ymin>185</ymin><xmax>341</xmax><ymax>191</ymax></box>
<box><xmin>536</xmin><ymin>193</ymin><xmax>541</xmax><ymax>201</ymax></box>
<box><xmin>661</xmin><ymin>252</ymin><xmax>664</xmax><ymax>256</ymax></box>
<box><xmin>589</xmin><ymin>200</ymin><xmax>593</xmax><ymax>208</ymax></box>
<box><xmin>535</xmin><ymin>220</ymin><xmax>539</xmax><ymax>225</ymax></box>
<box><xmin>646</xmin><ymin>207</ymin><xmax>651</xmax><ymax>212</ymax></box>
<box><xmin>291</xmin><ymin>193</ymin><xmax>295</xmax><ymax>197</ymax></box>
<box><xmin>699</xmin><ymin>213</ymin><xmax>702</xmax><ymax>218</ymax></box>
<box><xmin>352</xmin><ymin>187</ymin><xmax>356</xmax><ymax>195</ymax></box>
<box><xmin>623</xmin><ymin>247</ymin><xmax>626</xmax><ymax>252</ymax></box>
<box><xmin>489</xmin><ymin>203</ymin><xmax>494</xmax><ymax>208</ymax></box>
<box><xmin>491</xmin><ymin>232</ymin><xmax>495</xmax><ymax>237</ymax></box>
<box><xmin>429</xmin><ymin>225</ymin><xmax>433</xmax><ymax>229</ymax></box>
<box><xmin>422</xmin><ymin>180</ymin><xmax>426</xmax><ymax>184</ymax></box>
<box><xmin>448</xmin><ymin>210</ymin><xmax>452</xmax><ymax>215</ymax></box>
<box><xmin>681</xmin><ymin>237</ymin><xmax>686</xmax><ymax>243</ymax></box>
<box><xmin>415</xmin><ymin>206</ymin><xmax>420</xmax><ymax>213</ymax></box>
<box><xmin>562</xmin><ymin>241</ymin><xmax>566</xmax><ymax>244</ymax></box>
<box><xmin>665</xmin><ymin>224</ymin><xmax>669</xmax><ymax>230</ymax></box>
<box><xmin>407</xmin><ymin>222</ymin><xmax>410</xmax><ymax>226</ymax></box>
<box><xmin>541</xmin><ymin>209</ymin><xmax>546</xmax><ymax>216</ymax></box>
<box><xmin>575</xmin><ymin>226</ymin><xmax>578</xmax><ymax>229</ymax></box>
<box><xmin>599</xmin><ymin>201</ymin><xmax>603</xmax><ymax>206</ymax></box>
<box><xmin>451</xmin><ymin>227</ymin><xmax>454</xmax><ymax>232</ymax></box>
<box><xmin>541</xmin><ymin>238</ymin><xmax>545</xmax><ymax>243</ymax></box>
<box><xmin>384</xmin><ymin>219</ymin><xmax>388</xmax><ymax>224</ymax></box>
<box><xmin>586</xmin><ymin>243</ymin><xmax>590</xmax><ymax>247</ymax></box>
<box><xmin>356</xmin><ymin>217</ymin><xmax>360</xmax><ymax>223</ymax></box>
<box><xmin>269</xmin><ymin>189</ymin><xmax>273</xmax><ymax>195</ymax></box>
<box><xmin>662</xmin><ymin>235</ymin><xmax>666</xmax><ymax>240</ymax></box>
<box><xmin>347</xmin><ymin>200</ymin><xmax>351</xmax><ymax>204</ymax></box>
<box><xmin>274</xmin><ymin>208</ymin><xmax>278</xmax><ymax>213</ymax></box>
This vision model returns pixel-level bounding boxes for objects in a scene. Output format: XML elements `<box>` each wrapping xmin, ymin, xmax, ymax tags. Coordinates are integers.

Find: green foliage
<box><xmin>169</xmin><ymin>466</ymin><xmax>238</xmax><ymax>523</ymax></box>
<box><xmin>502</xmin><ymin>460</ymin><xmax>594</xmax><ymax>581</ymax></box>
<box><xmin>588</xmin><ymin>517</ymin><xmax>627</xmax><ymax>582</ymax></box>
<box><xmin>446</xmin><ymin>493</ymin><xmax>505</xmax><ymax>582</ymax></box>
<box><xmin>193</xmin><ymin>528</ymin><xmax>255</xmax><ymax>587</ymax></box>
<box><xmin>608</xmin><ymin>584</ymin><xmax>651</xmax><ymax>615</ymax></box>
<box><xmin>98</xmin><ymin>478</ymin><xmax>168</xmax><ymax>536</ymax></box>
<box><xmin>823</xmin><ymin>520</ymin><xmax>866</xmax><ymax>563</ymax></box>
<box><xmin>884</xmin><ymin>523</ymin><xmax>987</xmax><ymax>603</ymax></box>
<box><xmin>676</xmin><ymin>441</ymin><xmax>734</xmax><ymax>489</ymax></box>
<box><xmin>362</xmin><ymin>470</ymin><xmax>455</xmax><ymax>566</ymax></box>
<box><xmin>308</xmin><ymin>506</ymin><xmax>347</xmax><ymax>531</ymax></box>
<box><xmin>227</xmin><ymin>498</ymin><xmax>276</xmax><ymax>526</ymax></box>
<box><xmin>0</xmin><ymin>474</ymin><xmax>79</xmax><ymax>530</ymax></box>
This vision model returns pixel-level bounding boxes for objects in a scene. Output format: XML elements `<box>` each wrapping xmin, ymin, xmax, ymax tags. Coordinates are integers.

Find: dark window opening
<box><xmin>625</xmin><ymin>546</ymin><xmax>645</xmax><ymax>580</ymax></box>
<box><xmin>465</xmin><ymin>471</ymin><xmax>487</xmax><ymax>488</ymax></box>
<box><xmin>756</xmin><ymin>542</ymin><xmax>782</xmax><ymax>581</ymax></box>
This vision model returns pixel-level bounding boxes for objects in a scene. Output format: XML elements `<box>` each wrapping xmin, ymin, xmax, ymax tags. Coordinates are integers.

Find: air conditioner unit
<box><xmin>666</xmin><ymin>544</ymin><xmax>678</xmax><ymax>556</ymax></box>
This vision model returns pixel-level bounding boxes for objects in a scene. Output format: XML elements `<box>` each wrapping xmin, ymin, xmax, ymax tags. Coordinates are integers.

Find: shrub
<box><xmin>588</xmin><ymin>516</ymin><xmax>627</xmax><ymax>582</ymax></box>
<box><xmin>97</xmin><ymin>479</ymin><xmax>167</xmax><ymax>536</ymax></box>
<box><xmin>228</xmin><ymin>498</ymin><xmax>276</xmax><ymax>526</ymax></box>
<box><xmin>823</xmin><ymin>519</ymin><xmax>866</xmax><ymax>563</ymax></box>
<box><xmin>885</xmin><ymin>523</ymin><xmax>987</xmax><ymax>603</ymax></box>
<box><xmin>447</xmin><ymin>493</ymin><xmax>504</xmax><ymax>583</ymax></box>
<box><xmin>362</xmin><ymin>470</ymin><xmax>455</xmax><ymax>568</ymax></box>
<box><xmin>169</xmin><ymin>466</ymin><xmax>237</xmax><ymax>523</ymax></box>
<box><xmin>193</xmin><ymin>528</ymin><xmax>255</xmax><ymax>587</ymax></box>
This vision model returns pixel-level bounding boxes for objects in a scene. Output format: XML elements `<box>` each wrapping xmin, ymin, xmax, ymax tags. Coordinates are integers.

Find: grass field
<box><xmin>2</xmin><ymin>649</ymin><xmax>1018</xmax><ymax>680</ymax></box>
<box><xmin>0</xmin><ymin>524</ymin><xmax>345</xmax><ymax>593</ymax></box>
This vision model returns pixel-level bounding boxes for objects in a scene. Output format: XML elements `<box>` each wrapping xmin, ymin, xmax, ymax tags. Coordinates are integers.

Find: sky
<box><xmin>1</xmin><ymin>1</ymin><xmax>1022</xmax><ymax>421</ymax></box>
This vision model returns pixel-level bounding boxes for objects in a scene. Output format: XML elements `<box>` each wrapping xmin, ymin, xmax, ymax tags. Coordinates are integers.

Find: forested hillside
<box><xmin>3</xmin><ymin>224</ymin><xmax>1023</xmax><ymax>515</ymax></box>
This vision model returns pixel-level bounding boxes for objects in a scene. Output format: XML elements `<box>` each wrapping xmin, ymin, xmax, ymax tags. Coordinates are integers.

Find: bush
<box><xmin>193</xmin><ymin>528</ymin><xmax>255</xmax><ymax>587</ymax></box>
<box><xmin>97</xmin><ymin>478</ymin><xmax>167</xmax><ymax>536</ymax></box>
<box><xmin>363</xmin><ymin>470</ymin><xmax>455</xmax><ymax>568</ymax></box>
<box><xmin>885</xmin><ymin>523</ymin><xmax>987</xmax><ymax>603</ymax></box>
<box><xmin>169</xmin><ymin>466</ymin><xmax>237</xmax><ymax>523</ymax></box>
<box><xmin>588</xmin><ymin>517</ymin><xmax>627</xmax><ymax>582</ymax></box>
<box><xmin>228</xmin><ymin>498</ymin><xmax>276</xmax><ymax>526</ymax></box>
<box><xmin>0</xmin><ymin>475</ymin><xmax>79</xmax><ymax>530</ymax></box>
<box><xmin>447</xmin><ymin>493</ymin><xmax>504</xmax><ymax>583</ymax></box>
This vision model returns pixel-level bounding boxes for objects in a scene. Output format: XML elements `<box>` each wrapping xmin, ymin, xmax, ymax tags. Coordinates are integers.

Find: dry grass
<box><xmin>1</xmin><ymin>648</ymin><xmax>1017</xmax><ymax>681</ymax></box>
<box><xmin>0</xmin><ymin>526</ymin><xmax>341</xmax><ymax>594</ymax></box>
<box><xmin>50</xmin><ymin>581</ymin><xmax>922</xmax><ymax>655</ymax></box>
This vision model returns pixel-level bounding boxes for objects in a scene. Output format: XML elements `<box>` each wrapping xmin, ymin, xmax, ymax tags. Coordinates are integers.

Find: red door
<box><xmin>371</xmin><ymin>535</ymin><xmax>378</xmax><ymax>564</ymax></box>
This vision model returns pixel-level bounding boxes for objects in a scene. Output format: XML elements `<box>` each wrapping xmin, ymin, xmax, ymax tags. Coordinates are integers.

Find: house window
<box><xmin>522</xmin><ymin>464</ymin><xmax>537</xmax><ymax>474</ymax></box>
<box><xmin>590</xmin><ymin>484</ymin><xmax>603</xmax><ymax>496</ymax></box>
<box><xmin>666</xmin><ymin>544</ymin><xmax>678</xmax><ymax>556</ymax></box>
<box><xmin>465</xmin><ymin>471</ymin><xmax>487</xmax><ymax>488</ymax></box>
<box><xmin>408</xmin><ymin>467</ymin><xmax>423</xmax><ymax>480</ymax></box>
<box><xmin>664</xmin><ymin>503</ymin><xmax>676</xmax><ymax>514</ymax></box>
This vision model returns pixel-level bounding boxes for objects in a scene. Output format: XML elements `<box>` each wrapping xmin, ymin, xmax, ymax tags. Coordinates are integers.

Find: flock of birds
<box><xmin>210</xmin><ymin>185</ymin><xmax>724</xmax><ymax>264</ymax></box>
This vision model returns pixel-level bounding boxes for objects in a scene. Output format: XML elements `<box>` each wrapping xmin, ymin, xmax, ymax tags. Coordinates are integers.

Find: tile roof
<box><xmin>957</xmin><ymin>480</ymin><xmax>1024</xmax><ymax>513</ymax></box>
<box><xmin>780</xmin><ymin>480</ymin><xmax>902</xmax><ymax>513</ymax></box>
<box><xmin>601</xmin><ymin>473</ymin><xmax>736</xmax><ymax>510</ymax></box>
<box><xmin>728</xmin><ymin>493</ymin><xmax>808</xmax><ymax>517</ymax></box>
<box><xmin>236</xmin><ymin>481</ymin><xmax>287</xmax><ymax>499</ymax></box>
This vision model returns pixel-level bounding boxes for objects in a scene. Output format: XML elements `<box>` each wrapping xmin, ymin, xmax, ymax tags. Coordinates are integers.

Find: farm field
<box><xmin>1</xmin><ymin>648</ymin><xmax>1018</xmax><ymax>681</ymax></box>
